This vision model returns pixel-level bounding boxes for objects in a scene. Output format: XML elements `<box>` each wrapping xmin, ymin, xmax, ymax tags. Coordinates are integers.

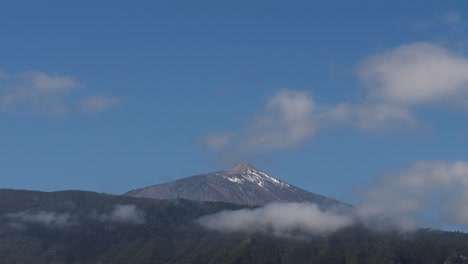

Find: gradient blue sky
<box><xmin>2</xmin><ymin>0</ymin><xmax>468</xmax><ymax>208</ymax></box>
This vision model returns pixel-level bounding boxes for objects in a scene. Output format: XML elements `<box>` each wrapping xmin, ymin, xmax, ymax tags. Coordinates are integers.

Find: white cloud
<box><xmin>197</xmin><ymin>203</ymin><xmax>353</xmax><ymax>239</ymax></box>
<box><xmin>78</xmin><ymin>95</ymin><xmax>121</xmax><ymax>113</ymax></box>
<box><xmin>202</xmin><ymin>132</ymin><xmax>234</xmax><ymax>150</ymax></box>
<box><xmin>5</xmin><ymin>211</ymin><xmax>73</xmax><ymax>228</ymax></box>
<box><xmin>356</xmin><ymin>160</ymin><xmax>468</xmax><ymax>230</ymax></box>
<box><xmin>243</xmin><ymin>89</ymin><xmax>317</xmax><ymax>151</ymax></box>
<box><xmin>204</xmin><ymin>89</ymin><xmax>318</xmax><ymax>152</ymax></box>
<box><xmin>203</xmin><ymin>89</ymin><xmax>414</xmax><ymax>154</ymax></box>
<box><xmin>357</xmin><ymin>42</ymin><xmax>468</xmax><ymax>105</ymax></box>
<box><xmin>97</xmin><ymin>204</ymin><xmax>145</xmax><ymax>224</ymax></box>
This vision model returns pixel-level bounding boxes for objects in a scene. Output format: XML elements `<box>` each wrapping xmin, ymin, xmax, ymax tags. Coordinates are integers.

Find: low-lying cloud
<box><xmin>3</xmin><ymin>204</ymin><xmax>146</xmax><ymax>228</ymax></box>
<box><xmin>98</xmin><ymin>204</ymin><xmax>146</xmax><ymax>224</ymax></box>
<box><xmin>5</xmin><ymin>211</ymin><xmax>74</xmax><ymax>228</ymax></box>
<box><xmin>197</xmin><ymin>203</ymin><xmax>354</xmax><ymax>239</ymax></box>
<box><xmin>198</xmin><ymin>160</ymin><xmax>468</xmax><ymax>236</ymax></box>
<box><xmin>356</xmin><ymin>160</ymin><xmax>468</xmax><ymax>231</ymax></box>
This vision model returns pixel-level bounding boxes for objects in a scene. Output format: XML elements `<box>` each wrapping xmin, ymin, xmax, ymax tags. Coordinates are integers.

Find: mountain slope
<box><xmin>125</xmin><ymin>163</ymin><xmax>344</xmax><ymax>207</ymax></box>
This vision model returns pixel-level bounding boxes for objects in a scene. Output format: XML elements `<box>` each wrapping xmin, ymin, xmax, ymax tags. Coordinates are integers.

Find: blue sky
<box><xmin>2</xmin><ymin>0</ymin><xmax>468</xmax><ymax>224</ymax></box>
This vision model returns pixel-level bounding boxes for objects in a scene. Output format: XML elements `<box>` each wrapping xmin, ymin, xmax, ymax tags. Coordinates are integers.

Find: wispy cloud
<box><xmin>201</xmin><ymin>131</ymin><xmax>234</xmax><ymax>150</ymax></box>
<box><xmin>412</xmin><ymin>11</ymin><xmax>463</xmax><ymax>30</ymax></box>
<box><xmin>3</xmin><ymin>204</ymin><xmax>145</xmax><ymax>228</ymax></box>
<box><xmin>197</xmin><ymin>203</ymin><xmax>353</xmax><ymax>239</ymax></box>
<box><xmin>78</xmin><ymin>95</ymin><xmax>121</xmax><ymax>113</ymax></box>
<box><xmin>441</xmin><ymin>11</ymin><xmax>462</xmax><ymax>26</ymax></box>
<box><xmin>0</xmin><ymin>70</ymin><xmax>83</xmax><ymax>113</ymax></box>
<box><xmin>5</xmin><ymin>211</ymin><xmax>74</xmax><ymax>228</ymax></box>
<box><xmin>0</xmin><ymin>69</ymin><xmax>121</xmax><ymax>114</ymax></box>
<box><xmin>327</xmin><ymin>103</ymin><xmax>415</xmax><ymax>132</ymax></box>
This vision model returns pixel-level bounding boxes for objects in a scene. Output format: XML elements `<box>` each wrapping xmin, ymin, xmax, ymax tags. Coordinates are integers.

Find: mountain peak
<box><xmin>227</xmin><ymin>163</ymin><xmax>258</xmax><ymax>174</ymax></box>
<box><xmin>125</xmin><ymin>162</ymin><xmax>346</xmax><ymax>208</ymax></box>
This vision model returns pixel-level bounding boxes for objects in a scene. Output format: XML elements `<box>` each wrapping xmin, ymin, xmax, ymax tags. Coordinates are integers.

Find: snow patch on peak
<box><xmin>224</xmin><ymin>176</ymin><xmax>244</xmax><ymax>184</ymax></box>
<box><xmin>223</xmin><ymin>163</ymin><xmax>291</xmax><ymax>189</ymax></box>
<box><xmin>241</xmin><ymin>169</ymin><xmax>290</xmax><ymax>188</ymax></box>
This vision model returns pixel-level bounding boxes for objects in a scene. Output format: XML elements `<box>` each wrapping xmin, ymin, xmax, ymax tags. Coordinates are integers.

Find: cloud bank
<box><xmin>356</xmin><ymin>160</ymin><xmax>468</xmax><ymax>231</ymax></box>
<box><xmin>197</xmin><ymin>203</ymin><xmax>353</xmax><ymax>239</ymax></box>
<box><xmin>0</xmin><ymin>69</ymin><xmax>121</xmax><ymax>114</ymax></box>
<box><xmin>3</xmin><ymin>204</ymin><xmax>145</xmax><ymax>228</ymax></box>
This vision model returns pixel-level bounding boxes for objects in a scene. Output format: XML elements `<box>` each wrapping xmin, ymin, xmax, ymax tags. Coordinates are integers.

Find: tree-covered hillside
<box><xmin>0</xmin><ymin>189</ymin><xmax>468</xmax><ymax>264</ymax></box>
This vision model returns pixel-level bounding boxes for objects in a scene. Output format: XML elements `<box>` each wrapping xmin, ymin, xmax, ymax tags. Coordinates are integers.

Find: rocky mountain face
<box><xmin>125</xmin><ymin>163</ymin><xmax>345</xmax><ymax>207</ymax></box>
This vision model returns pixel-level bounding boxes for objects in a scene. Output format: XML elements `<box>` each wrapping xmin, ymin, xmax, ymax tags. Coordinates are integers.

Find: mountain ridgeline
<box><xmin>125</xmin><ymin>163</ymin><xmax>344</xmax><ymax>208</ymax></box>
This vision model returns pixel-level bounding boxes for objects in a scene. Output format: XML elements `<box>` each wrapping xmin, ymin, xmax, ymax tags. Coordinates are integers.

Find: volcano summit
<box><xmin>125</xmin><ymin>163</ymin><xmax>345</xmax><ymax>207</ymax></box>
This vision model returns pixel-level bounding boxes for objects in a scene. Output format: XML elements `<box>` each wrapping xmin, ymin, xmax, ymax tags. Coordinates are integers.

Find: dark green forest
<box><xmin>1</xmin><ymin>189</ymin><xmax>468</xmax><ymax>264</ymax></box>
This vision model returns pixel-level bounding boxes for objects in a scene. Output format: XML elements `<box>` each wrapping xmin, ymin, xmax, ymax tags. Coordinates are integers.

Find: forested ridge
<box><xmin>1</xmin><ymin>189</ymin><xmax>467</xmax><ymax>264</ymax></box>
